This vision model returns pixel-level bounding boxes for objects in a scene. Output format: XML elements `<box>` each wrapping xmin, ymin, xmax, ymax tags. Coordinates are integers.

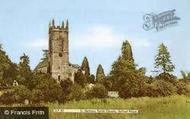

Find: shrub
<box><xmin>145</xmin><ymin>80</ymin><xmax>177</xmax><ymax>97</ymax></box>
<box><xmin>31</xmin><ymin>89</ymin><xmax>44</xmax><ymax>103</ymax></box>
<box><xmin>175</xmin><ymin>81</ymin><xmax>189</xmax><ymax>95</ymax></box>
<box><xmin>86</xmin><ymin>84</ymin><xmax>107</xmax><ymax>99</ymax></box>
<box><xmin>68</xmin><ymin>83</ymin><xmax>84</xmax><ymax>101</ymax></box>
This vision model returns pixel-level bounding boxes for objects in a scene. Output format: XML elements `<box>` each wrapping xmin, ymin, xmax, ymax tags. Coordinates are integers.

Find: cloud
<box><xmin>27</xmin><ymin>38</ymin><xmax>48</xmax><ymax>49</ymax></box>
<box><xmin>71</xmin><ymin>25</ymin><xmax>124</xmax><ymax>49</ymax></box>
<box><xmin>128</xmin><ymin>38</ymin><xmax>151</xmax><ymax>48</ymax></box>
<box><xmin>25</xmin><ymin>25</ymin><xmax>152</xmax><ymax>51</ymax></box>
<box><xmin>71</xmin><ymin>25</ymin><xmax>152</xmax><ymax>50</ymax></box>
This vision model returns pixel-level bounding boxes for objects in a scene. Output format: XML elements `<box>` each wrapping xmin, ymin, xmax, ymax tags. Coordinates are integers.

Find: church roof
<box><xmin>34</xmin><ymin>58</ymin><xmax>48</xmax><ymax>71</ymax></box>
<box><xmin>69</xmin><ymin>63</ymin><xmax>80</xmax><ymax>69</ymax></box>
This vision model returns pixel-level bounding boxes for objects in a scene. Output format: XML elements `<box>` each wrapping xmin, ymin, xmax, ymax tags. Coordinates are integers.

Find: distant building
<box><xmin>35</xmin><ymin>19</ymin><xmax>80</xmax><ymax>82</ymax></box>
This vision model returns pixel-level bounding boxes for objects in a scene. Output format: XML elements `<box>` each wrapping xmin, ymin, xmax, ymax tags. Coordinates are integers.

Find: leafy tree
<box><xmin>0</xmin><ymin>45</ymin><xmax>18</xmax><ymax>86</ymax></box>
<box><xmin>35</xmin><ymin>74</ymin><xmax>61</xmax><ymax>102</ymax></box>
<box><xmin>18</xmin><ymin>53</ymin><xmax>32</xmax><ymax>84</ymax></box>
<box><xmin>154</xmin><ymin>43</ymin><xmax>175</xmax><ymax>74</ymax></box>
<box><xmin>68</xmin><ymin>83</ymin><xmax>84</xmax><ymax>101</ymax></box>
<box><xmin>96</xmin><ymin>64</ymin><xmax>106</xmax><ymax>83</ymax></box>
<box><xmin>109</xmin><ymin>40</ymin><xmax>146</xmax><ymax>97</ymax></box>
<box><xmin>74</xmin><ymin>69</ymin><xmax>87</xmax><ymax>87</ymax></box>
<box><xmin>31</xmin><ymin>89</ymin><xmax>44</xmax><ymax>103</ymax></box>
<box><xmin>175</xmin><ymin>81</ymin><xmax>189</xmax><ymax>95</ymax></box>
<box><xmin>155</xmin><ymin>73</ymin><xmax>177</xmax><ymax>84</ymax></box>
<box><xmin>81</xmin><ymin>56</ymin><xmax>90</xmax><ymax>77</ymax></box>
<box><xmin>0</xmin><ymin>90</ymin><xmax>16</xmax><ymax>104</ymax></box>
<box><xmin>13</xmin><ymin>85</ymin><xmax>31</xmax><ymax>103</ymax></box>
<box><xmin>102</xmin><ymin>78</ymin><xmax>112</xmax><ymax>90</ymax></box>
<box><xmin>144</xmin><ymin>80</ymin><xmax>177</xmax><ymax>97</ymax></box>
<box><xmin>86</xmin><ymin>84</ymin><xmax>107</xmax><ymax>99</ymax></box>
<box><xmin>0</xmin><ymin>85</ymin><xmax>31</xmax><ymax>104</ymax></box>
<box><xmin>60</xmin><ymin>79</ymin><xmax>73</xmax><ymax>95</ymax></box>
<box><xmin>180</xmin><ymin>71</ymin><xmax>190</xmax><ymax>82</ymax></box>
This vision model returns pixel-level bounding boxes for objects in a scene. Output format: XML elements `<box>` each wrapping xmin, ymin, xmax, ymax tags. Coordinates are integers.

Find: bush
<box><xmin>31</xmin><ymin>89</ymin><xmax>44</xmax><ymax>103</ymax></box>
<box><xmin>14</xmin><ymin>85</ymin><xmax>31</xmax><ymax>103</ymax></box>
<box><xmin>156</xmin><ymin>73</ymin><xmax>177</xmax><ymax>84</ymax></box>
<box><xmin>145</xmin><ymin>80</ymin><xmax>177</xmax><ymax>97</ymax></box>
<box><xmin>0</xmin><ymin>85</ymin><xmax>31</xmax><ymax>104</ymax></box>
<box><xmin>175</xmin><ymin>81</ymin><xmax>189</xmax><ymax>95</ymax></box>
<box><xmin>86</xmin><ymin>84</ymin><xmax>107</xmax><ymax>99</ymax></box>
<box><xmin>0</xmin><ymin>90</ymin><xmax>16</xmax><ymax>104</ymax></box>
<box><xmin>68</xmin><ymin>83</ymin><xmax>84</xmax><ymax>101</ymax></box>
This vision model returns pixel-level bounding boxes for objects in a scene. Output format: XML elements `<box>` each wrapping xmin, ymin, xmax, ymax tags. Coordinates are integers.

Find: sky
<box><xmin>0</xmin><ymin>0</ymin><xmax>190</xmax><ymax>77</ymax></box>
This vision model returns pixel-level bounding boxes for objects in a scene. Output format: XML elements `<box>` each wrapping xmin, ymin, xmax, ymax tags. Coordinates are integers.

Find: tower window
<box><xmin>58</xmin><ymin>75</ymin><xmax>61</xmax><ymax>80</ymax></box>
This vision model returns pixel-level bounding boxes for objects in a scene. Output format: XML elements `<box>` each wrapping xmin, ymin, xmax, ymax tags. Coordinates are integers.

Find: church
<box><xmin>35</xmin><ymin>20</ymin><xmax>80</xmax><ymax>82</ymax></box>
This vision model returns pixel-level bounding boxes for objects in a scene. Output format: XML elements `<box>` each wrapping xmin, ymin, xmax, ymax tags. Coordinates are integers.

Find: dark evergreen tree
<box><xmin>155</xmin><ymin>43</ymin><xmax>175</xmax><ymax>74</ymax></box>
<box><xmin>121</xmin><ymin>40</ymin><xmax>134</xmax><ymax>63</ymax></box>
<box><xmin>81</xmin><ymin>56</ymin><xmax>90</xmax><ymax>77</ymax></box>
<box><xmin>96</xmin><ymin>64</ymin><xmax>105</xmax><ymax>82</ymax></box>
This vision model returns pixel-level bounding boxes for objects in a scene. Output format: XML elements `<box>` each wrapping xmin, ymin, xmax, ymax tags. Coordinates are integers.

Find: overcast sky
<box><xmin>0</xmin><ymin>0</ymin><xmax>190</xmax><ymax>77</ymax></box>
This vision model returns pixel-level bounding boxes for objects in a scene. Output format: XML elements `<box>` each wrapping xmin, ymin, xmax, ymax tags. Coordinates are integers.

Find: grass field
<box><xmin>47</xmin><ymin>95</ymin><xmax>190</xmax><ymax>119</ymax></box>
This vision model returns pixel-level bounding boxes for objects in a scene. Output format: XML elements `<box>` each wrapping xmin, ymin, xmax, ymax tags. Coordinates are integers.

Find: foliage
<box><xmin>180</xmin><ymin>71</ymin><xmax>190</xmax><ymax>82</ymax></box>
<box><xmin>86</xmin><ymin>84</ymin><xmax>107</xmax><ymax>99</ymax></box>
<box><xmin>31</xmin><ymin>89</ymin><xmax>44</xmax><ymax>103</ymax></box>
<box><xmin>121</xmin><ymin>40</ymin><xmax>134</xmax><ymax>62</ymax></box>
<box><xmin>154</xmin><ymin>43</ymin><xmax>175</xmax><ymax>73</ymax></box>
<box><xmin>175</xmin><ymin>81</ymin><xmax>190</xmax><ymax>95</ymax></box>
<box><xmin>35</xmin><ymin>74</ymin><xmax>62</xmax><ymax>102</ymax></box>
<box><xmin>74</xmin><ymin>69</ymin><xmax>87</xmax><ymax>87</ymax></box>
<box><xmin>81</xmin><ymin>56</ymin><xmax>90</xmax><ymax>77</ymax></box>
<box><xmin>88</xmin><ymin>74</ymin><xmax>95</xmax><ymax>84</ymax></box>
<box><xmin>145</xmin><ymin>80</ymin><xmax>177</xmax><ymax>97</ymax></box>
<box><xmin>0</xmin><ymin>46</ymin><xmax>18</xmax><ymax>85</ymax></box>
<box><xmin>109</xmin><ymin>40</ymin><xmax>146</xmax><ymax>98</ymax></box>
<box><xmin>17</xmin><ymin>53</ymin><xmax>32</xmax><ymax>85</ymax></box>
<box><xmin>155</xmin><ymin>72</ymin><xmax>177</xmax><ymax>84</ymax></box>
<box><xmin>96</xmin><ymin>64</ymin><xmax>106</xmax><ymax>83</ymax></box>
<box><xmin>0</xmin><ymin>85</ymin><xmax>31</xmax><ymax>104</ymax></box>
<box><xmin>67</xmin><ymin>83</ymin><xmax>84</xmax><ymax>101</ymax></box>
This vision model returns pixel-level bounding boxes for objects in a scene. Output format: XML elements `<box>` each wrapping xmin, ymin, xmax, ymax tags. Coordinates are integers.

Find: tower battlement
<box><xmin>49</xmin><ymin>19</ymin><xmax>69</xmax><ymax>32</ymax></box>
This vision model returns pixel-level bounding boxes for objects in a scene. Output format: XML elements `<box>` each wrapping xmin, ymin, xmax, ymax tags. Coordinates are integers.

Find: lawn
<box><xmin>47</xmin><ymin>95</ymin><xmax>190</xmax><ymax>119</ymax></box>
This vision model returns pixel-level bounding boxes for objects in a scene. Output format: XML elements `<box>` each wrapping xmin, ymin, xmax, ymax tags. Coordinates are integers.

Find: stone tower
<box><xmin>35</xmin><ymin>19</ymin><xmax>79</xmax><ymax>82</ymax></box>
<box><xmin>48</xmin><ymin>19</ymin><xmax>70</xmax><ymax>81</ymax></box>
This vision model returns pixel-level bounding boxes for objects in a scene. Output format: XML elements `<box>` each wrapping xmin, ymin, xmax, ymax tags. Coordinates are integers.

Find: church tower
<box><xmin>48</xmin><ymin>19</ymin><xmax>69</xmax><ymax>81</ymax></box>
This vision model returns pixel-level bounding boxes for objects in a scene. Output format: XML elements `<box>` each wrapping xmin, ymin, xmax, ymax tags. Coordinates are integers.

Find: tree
<box><xmin>180</xmin><ymin>71</ymin><xmax>190</xmax><ymax>82</ymax></box>
<box><xmin>86</xmin><ymin>84</ymin><xmax>107</xmax><ymax>99</ymax></box>
<box><xmin>109</xmin><ymin>40</ymin><xmax>146</xmax><ymax>97</ymax></box>
<box><xmin>0</xmin><ymin>45</ymin><xmax>18</xmax><ymax>86</ymax></box>
<box><xmin>35</xmin><ymin>74</ymin><xmax>61</xmax><ymax>102</ymax></box>
<box><xmin>121</xmin><ymin>40</ymin><xmax>134</xmax><ymax>62</ymax></box>
<box><xmin>74</xmin><ymin>69</ymin><xmax>87</xmax><ymax>87</ymax></box>
<box><xmin>81</xmin><ymin>57</ymin><xmax>90</xmax><ymax>77</ymax></box>
<box><xmin>109</xmin><ymin>40</ymin><xmax>137</xmax><ymax>90</ymax></box>
<box><xmin>96</xmin><ymin>64</ymin><xmax>105</xmax><ymax>83</ymax></box>
<box><xmin>18</xmin><ymin>53</ymin><xmax>32</xmax><ymax>84</ymax></box>
<box><xmin>155</xmin><ymin>43</ymin><xmax>175</xmax><ymax>74</ymax></box>
<box><xmin>88</xmin><ymin>74</ymin><xmax>95</xmax><ymax>84</ymax></box>
<box><xmin>145</xmin><ymin>80</ymin><xmax>177</xmax><ymax>97</ymax></box>
<box><xmin>67</xmin><ymin>83</ymin><xmax>84</xmax><ymax>101</ymax></box>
